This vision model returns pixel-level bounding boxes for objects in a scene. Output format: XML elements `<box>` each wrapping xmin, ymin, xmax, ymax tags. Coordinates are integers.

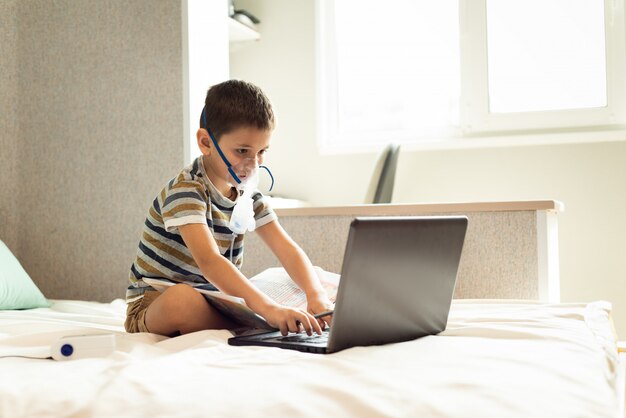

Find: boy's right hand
<box><xmin>263</xmin><ymin>305</ymin><xmax>323</xmax><ymax>336</ymax></box>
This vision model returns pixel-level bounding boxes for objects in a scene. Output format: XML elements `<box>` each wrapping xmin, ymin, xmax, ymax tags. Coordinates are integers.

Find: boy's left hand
<box><xmin>307</xmin><ymin>296</ymin><xmax>334</xmax><ymax>328</ymax></box>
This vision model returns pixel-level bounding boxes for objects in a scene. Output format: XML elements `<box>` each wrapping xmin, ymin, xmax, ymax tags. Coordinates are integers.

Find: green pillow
<box><xmin>0</xmin><ymin>239</ymin><xmax>50</xmax><ymax>309</ymax></box>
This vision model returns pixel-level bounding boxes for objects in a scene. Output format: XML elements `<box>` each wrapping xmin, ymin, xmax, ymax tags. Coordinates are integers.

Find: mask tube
<box><xmin>202</xmin><ymin>107</ymin><xmax>242</xmax><ymax>184</ymax></box>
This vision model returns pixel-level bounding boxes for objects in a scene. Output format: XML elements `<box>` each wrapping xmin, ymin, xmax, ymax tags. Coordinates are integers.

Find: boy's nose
<box><xmin>241</xmin><ymin>158</ymin><xmax>259</xmax><ymax>171</ymax></box>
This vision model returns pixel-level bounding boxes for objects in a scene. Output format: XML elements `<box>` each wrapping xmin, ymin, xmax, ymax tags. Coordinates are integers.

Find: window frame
<box><xmin>316</xmin><ymin>0</ymin><xmax>626</xmax><ymax>154</ymax></box>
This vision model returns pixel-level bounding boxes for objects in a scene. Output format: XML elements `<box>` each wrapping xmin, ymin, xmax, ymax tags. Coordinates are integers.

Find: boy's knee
<box><xmin>167</xmin><ymin>283</ymin><xmax>197</xmax><ymax>298</ymax></box>
<box><xmin>165</xmin><ymin>284</ymin><xmax>208</xmax><ymax>312</ymax></box>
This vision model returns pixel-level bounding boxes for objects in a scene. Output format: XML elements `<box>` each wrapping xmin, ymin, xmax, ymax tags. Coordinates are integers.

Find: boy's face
<box><xmin>197</xmin><ymin>126</ymin><xmax>271</xmax><ymax>191</ymax></box>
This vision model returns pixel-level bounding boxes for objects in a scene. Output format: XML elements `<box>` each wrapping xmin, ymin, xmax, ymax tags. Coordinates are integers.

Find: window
<box><xmin>317</xmin><ymin>0</ymin><xmax>626</xmax><ymax>153</ymax></box>
<box><xmin>486</xmin><ymin>0</ymin><xmax>607</xmax><ymax>114</ymax></box>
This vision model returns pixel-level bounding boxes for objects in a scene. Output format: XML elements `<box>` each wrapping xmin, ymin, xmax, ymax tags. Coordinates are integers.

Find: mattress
<box><xmin>0</xmin><ymin>299</ymin><xmax>622</xmax><ymax>418</ymax></box>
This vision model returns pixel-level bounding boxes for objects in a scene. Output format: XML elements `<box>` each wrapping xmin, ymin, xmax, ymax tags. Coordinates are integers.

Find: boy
<box><xmin>125</xmin><ymin>80</ymin><xmax>333</xmax><ymax>337</ymax></box>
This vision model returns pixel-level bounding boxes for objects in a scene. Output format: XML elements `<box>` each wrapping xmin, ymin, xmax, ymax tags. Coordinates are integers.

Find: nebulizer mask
<box><xmin>227</xmin><ymin>159</ymin><xmax>259</xmax><ymax>234</ymax></box>
<box><xmin>202</xmin><ymin>107</ymin><xmax>274</xmax><ymax>236</ymax></box>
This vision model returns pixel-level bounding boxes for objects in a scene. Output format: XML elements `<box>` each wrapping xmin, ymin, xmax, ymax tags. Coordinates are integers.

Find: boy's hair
<box><xmin>200</xmin><ymin>79</ymin><xmax>275</xmax><ymax>140</ymax></box>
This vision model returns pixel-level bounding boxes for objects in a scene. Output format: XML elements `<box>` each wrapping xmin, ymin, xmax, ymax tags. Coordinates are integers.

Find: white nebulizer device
<box><xmin>51</xmin><ymin>334</ymin><xmax>116</xmax><ymax>361</ymax></box>
<box><xmin>228</xmin><ymin>166</ymin><xmax>259</xmax><ymax>235</ymax></box>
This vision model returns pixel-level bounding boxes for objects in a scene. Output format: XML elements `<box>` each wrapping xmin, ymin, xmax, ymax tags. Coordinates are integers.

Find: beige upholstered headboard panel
<box><xmin>242</xmin><ymin>201</ymin><xmax>562</xmax><ymax>301</ymax></box>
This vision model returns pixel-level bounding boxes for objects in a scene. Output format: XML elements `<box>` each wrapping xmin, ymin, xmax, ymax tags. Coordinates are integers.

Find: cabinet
<box><xmin>228</xmin><ymin>17</ymin><xmax>260</xmax><ymax>42</ymax></box>
<box><xmin>229</xmin><ymin>17</ymin><xmax>260</xmax><ymax>52</ymax></box>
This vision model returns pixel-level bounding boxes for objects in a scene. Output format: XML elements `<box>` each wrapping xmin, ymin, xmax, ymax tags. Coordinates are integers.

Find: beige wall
<box><xmin>231</xmin><ymin>0</ymin><xmax>626</xmax><ymax>337</ymax></box>
<box><xmin>3</xmin><ymin>0</ymin><xmax>185</xmax><ymax>301</ymax></box>
<box><xmin>230</xmin><ymin>0</ymin><xmax>375</xmax><ymax>204</ymax></box>
<box><xmin>0</xmin><ymin>0</ymin><xmax>20</xmax><ymax>253</ymax></box>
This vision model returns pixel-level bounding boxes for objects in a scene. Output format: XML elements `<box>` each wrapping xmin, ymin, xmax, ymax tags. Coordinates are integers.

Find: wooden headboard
<box><xmin>242</xmin><ymin>201</ymin><xmax>562</xmax><ymax>302</ymax></box>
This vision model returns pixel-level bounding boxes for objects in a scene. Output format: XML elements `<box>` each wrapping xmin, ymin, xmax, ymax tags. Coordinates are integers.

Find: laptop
<box><xmin>228</xmin><ymin>215</ymin><xmax>468</xmax><ymax>354</ymax></box>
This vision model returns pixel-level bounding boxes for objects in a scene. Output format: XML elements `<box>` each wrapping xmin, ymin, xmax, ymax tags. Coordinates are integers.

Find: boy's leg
<box><xmin>144</xmin><ymin>284</ymin><xmax>238</xmax><ymax>337</ymax></box>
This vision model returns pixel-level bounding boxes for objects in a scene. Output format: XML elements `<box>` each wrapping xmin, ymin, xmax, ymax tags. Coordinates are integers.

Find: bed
<box><xmin>1</xmin><ymin>202</ymin><xmax>624</xmax><ymax>418</ymax></box>
<box><xmin>0</xmin><ymin>298</ymin><xmax>623</xmax><ymax>418</ymax></box>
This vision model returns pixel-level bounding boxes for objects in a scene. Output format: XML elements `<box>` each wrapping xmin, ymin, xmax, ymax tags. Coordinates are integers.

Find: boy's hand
<box><xmin>307</xmin><ymin>296</ymin><xmax>334</xmax><ymax>328</ymax></box>
<box><xmin>263</xmin><ymin>305</ymin><xmax>323</xmax><ymax>336</ymax></box>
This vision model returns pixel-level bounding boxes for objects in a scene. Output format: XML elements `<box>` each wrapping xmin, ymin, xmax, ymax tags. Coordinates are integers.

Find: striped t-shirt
<box><xmin>126</xmin><ymin>156</ymin><xmax>277</xmax><ymax>302</ymax></box>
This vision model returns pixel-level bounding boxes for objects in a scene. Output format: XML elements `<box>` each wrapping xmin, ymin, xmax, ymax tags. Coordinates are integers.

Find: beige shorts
<box><xmin>124</xmin><ymin>290</ymin><xmax>160</xmax><ymax>333</ymax></box>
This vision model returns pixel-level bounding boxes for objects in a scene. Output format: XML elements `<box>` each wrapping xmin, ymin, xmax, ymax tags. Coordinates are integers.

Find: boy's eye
<box><xmin>258</xmin><ymin>149</ymin><xmax>267</xmax><ymax>156</ymax></box>
<box><xmin>236</xmin><ymin>149</ymin><xmax>248</xmax><ymax>155</ymax></box>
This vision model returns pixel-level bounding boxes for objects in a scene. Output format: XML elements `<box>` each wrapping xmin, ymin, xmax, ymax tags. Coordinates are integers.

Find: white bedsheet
<box><xmin>0</xmin><ymin>299</ymin><xmax>621</xmax><ymax>418</ymax></box>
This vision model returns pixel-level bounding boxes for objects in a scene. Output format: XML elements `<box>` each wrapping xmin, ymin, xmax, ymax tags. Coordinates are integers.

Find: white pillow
<box><xmin>0</xmin><ymin>239</ymin><xmax>50</xmax><ymax>309</ymax></box>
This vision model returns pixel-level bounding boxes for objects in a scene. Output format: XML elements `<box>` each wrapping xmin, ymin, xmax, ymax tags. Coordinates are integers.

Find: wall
<box><xmin>13</xmin><ymin>0</ymin><xmax>184</xmax><ymax>301</ymax></box>
<box><xmin>230</xmin><ymin>0</ymin><xmax>626</xmax><ymax>338</ymax></box>
<box><xmin>0</xmin><ymin>0</ymin><xmax>20</xmax><ymax>253</ymax></box>
<box><xmin>229</xmin><ymin>0</ymin><xmax>373</xmax><ymax>203</ymax></box>
<box><xmin>183</xmin><ymin>0</ymin><xmax>229</xmax><ymax>163</ymax></box>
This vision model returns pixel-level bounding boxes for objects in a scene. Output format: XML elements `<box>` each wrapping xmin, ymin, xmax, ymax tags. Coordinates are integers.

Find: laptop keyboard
<box><xmin>265</xmin><ymin>329</ymin><xmax>330</xmax><ymax>344</ymax></box>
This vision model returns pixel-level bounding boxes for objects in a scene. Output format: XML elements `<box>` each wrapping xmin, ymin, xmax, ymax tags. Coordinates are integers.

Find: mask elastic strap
<box><xmin>202</xmin><ymin>107</ymin><xmax>242</xmax><ymax>184</ymax></box>
<box><xmin>260</xmin><ymin>165</ymin><xmax>274</xmax><ymax>191</ymax></box>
